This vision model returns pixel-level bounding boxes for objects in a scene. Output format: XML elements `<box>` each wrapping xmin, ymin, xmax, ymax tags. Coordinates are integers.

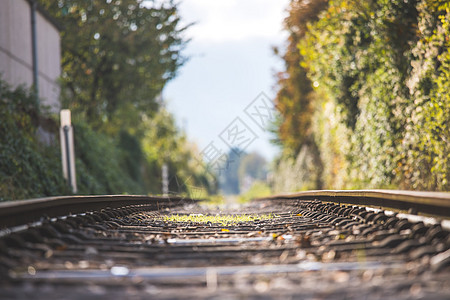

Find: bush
<box><xmin>0</xmin><ymin>79</ymin><xmax>144</xmax><ymax>200</ymax></box>
<box><xmin>0</xmin><ymin>74</ymin><xmax>218</xmax><ymax>200</ymax></box>
<box><xmin>0</xmin><ymin>80</ymin><xmax>69</xmax><ymax>201</ymax></box>
<box><xmin>238</xmin><ymin>181</ymin><xmax>272</xmax><ymax>203</ymax></box>
<box><xmin>274</xmin><ymin>0</ymin><xmax>449</xmax><ymax>192</ymax></box>
<box><xmin>73</xmin><ymin>122</ymin><xmax>144</xmax><ymax>195</ymax></box>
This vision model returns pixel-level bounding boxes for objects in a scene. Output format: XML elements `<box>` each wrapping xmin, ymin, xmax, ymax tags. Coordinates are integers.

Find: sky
<box><xmin>163</xmin><ymin>0</ymin><xmax>290</xmax><ymax>161</ymax></box>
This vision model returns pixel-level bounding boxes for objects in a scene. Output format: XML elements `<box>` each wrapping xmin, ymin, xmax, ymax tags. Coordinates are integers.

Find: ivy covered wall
<box><xmin>273</xmin><ymin>0</ymin><xmax>449</xmax><ymax>192</ymax></box>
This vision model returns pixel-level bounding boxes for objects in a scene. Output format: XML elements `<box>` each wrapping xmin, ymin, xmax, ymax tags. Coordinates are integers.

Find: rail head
<box><xmin>257</xmin><ymin>190</ymin><xmax>450</xmax><ymax>218</ymax></box>
<box><xmin>0</xmin><ymin>195</ymin><xmax>198</xmax><ymax>229</ymax></box>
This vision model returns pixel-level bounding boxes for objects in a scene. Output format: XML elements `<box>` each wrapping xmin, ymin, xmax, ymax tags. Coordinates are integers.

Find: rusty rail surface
<box><xmin>258</xmin><ymin>190</ymin><xmax>450</xmax><ymax>217</ymax></box>
<box><xmin>0</xmin><ymin>195</ymin><xmax>198</xmax><ymax>229</ymax></box>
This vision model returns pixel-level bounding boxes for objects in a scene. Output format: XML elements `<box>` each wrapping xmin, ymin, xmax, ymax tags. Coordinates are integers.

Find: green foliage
<box><xmin>274</xmin><ymin>0</ymin><xmax>328</xmax><ymax>156</ymax></box>
<box><xmin>73</xmin><ymin>122</ymin><xmax>144</xmax><ymax>194</ymax></box>
<box><xmin>140</xmin><ymin>108</ymin><xmax>217</xmax><ymax>196</ymax></box>
<box><xmin>0</xmin><ymin>79</ymin><xmax>146</xmax><ymax>199</ymax></box>
<box><xmin>118</xmin><ymin>130</ymin><xmax>143</xmax><ymax>182</ymax></box>
<box><xmin>40</xmin><ymin>0</ymin><xmax>189</xmax><ymax>129</ymax></box>
<box><xmin>238</xmin><ymin>152</ymin><xmax>267</xmax><ymax>184</ymax></box>
<box><xmin>218</xmin><ymin>150</ymin><xmax>269</xmax><ymax>195</ymax></box>
<box><xmin>238</xmin><ymin>181</ymin><xmax>272</xmax><ymax>203</ymax></box>
<box><xmin>203</xmin><ymin>195</ymin><xmax>226</xmax><ymax>206</ymax></box>
<box><xmin>0</xmin><ymin>80</ymin><xmax>69</xmax><ymax>201</ymax></box>
<box><xmin>401</xmin><ymin>0</ymin><xmax>450</xmax><ymax>189</ymax></box>
<box><xmin>1</xmin><ymin>1</ymin><xmax>215</xmax><ymax>200</ymax></box>
<box><xmin>74</xmin><ymin>112</ymin><xmax>216</xmax><ymax>196</ymax></box>
<box><xmin>272</xmin><ymin>143</ymin><xmax>323</xmax><ymax>193</ymax></box>
<box><xmin>0</xmin><ymin>77</ymin><xmax>213</xmax><ymax>200</ymax></box>
<box><xmin>274</xmin><ymin>0</ymin><xmax>449</xmax><ymax>191</ymax></box>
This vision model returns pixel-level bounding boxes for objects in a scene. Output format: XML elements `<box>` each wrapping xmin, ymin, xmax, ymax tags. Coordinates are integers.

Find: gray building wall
<box><xmin>0</xmin><ymin>0</ymin><xmax>61</xmax><ymax>112</ymax></box>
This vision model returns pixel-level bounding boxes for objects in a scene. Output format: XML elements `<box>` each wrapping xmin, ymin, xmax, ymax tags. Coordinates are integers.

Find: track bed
<box><xmin>1</xmin><ymin>196</ymin><xmax>449</xmax><ymax>299</ymax></box>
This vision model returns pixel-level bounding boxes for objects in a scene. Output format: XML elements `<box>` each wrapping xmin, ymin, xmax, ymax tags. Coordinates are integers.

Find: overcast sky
<box><xmin>164</xmin><ymin>0</ymin><xmax>290</xmax><ymax>161</ymax></box>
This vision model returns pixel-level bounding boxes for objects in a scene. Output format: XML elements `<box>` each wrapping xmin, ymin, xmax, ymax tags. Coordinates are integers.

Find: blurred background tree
<box><xmin>218</xmin><ymin>149</ymin><xmax>243</xmax><ymax>195</ymax></box>
<box><xmin>218</xmin><ymin>149</ymin><xmax>268</xmax><ymax>196</ymax></box>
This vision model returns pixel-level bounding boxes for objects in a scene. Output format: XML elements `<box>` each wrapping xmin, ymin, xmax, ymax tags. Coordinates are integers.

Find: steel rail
<box><xmin>0</xmin><ymin>195</ymin><xmax>197</xmax><ymax>229</ymax></box>
<box><xmin>257</xmin><ymin>189</ymin><xmax>450</xmax><ymax>217</ymax></box>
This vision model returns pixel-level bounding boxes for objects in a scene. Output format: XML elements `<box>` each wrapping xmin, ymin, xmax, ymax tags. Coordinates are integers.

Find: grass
<box><xmin>162</xmin><ymin>213</ymin><xmax>274</xmax><ymax>226</ymax></box>
<box><xmin>238</xmin><ymin>181</ymin><xmax>272</xmax><ymax>203</ymax></box>
<box><xmin>203</xmin><ymin>194</ymin><xmax>226</xmax><ymax>206</ymax></box>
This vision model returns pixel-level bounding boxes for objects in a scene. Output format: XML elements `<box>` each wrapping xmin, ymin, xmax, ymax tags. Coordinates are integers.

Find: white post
<box><xmin>162</xmin><ymin>163</ymin><xmax>169</xmax><ymax>196</ymax></box>
<box><xmin>60</xmin><ymin>109</ymin><xmax>77</xmax><ymax>193</ymax></box>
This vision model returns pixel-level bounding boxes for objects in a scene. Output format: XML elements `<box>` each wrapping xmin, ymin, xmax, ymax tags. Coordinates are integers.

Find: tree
<box><xmin>40</xmin><ymin>0</ymin><xmax>189</xmax><ymax>130</ymax></box>
<box><xmin>238</xmin><ymin>152</ymin><xmax>267</xmax><ymax>181</ymax></box>
<box><xmin>218</xmin><ymin>149</ymin><xmax>243</xmax><ymax>195</ymax></box>
<box><xmin>238</xmin><ymin>152</ymin><xmax>267</xmax><ymax>192</ymax></box>
<box><xmin>37</xmin><ymin>0</ymin><xmax>215</xmax><ymax>196</ymax></box>
<box><xmin>272</xmin><ymin>0</ymin><xmax>327</xmax><ymax>191</ymax></box>
<box><xmin>274</xmin><ymin>0</ymin><xmax>328</xmax><ymax>157</ymax></box>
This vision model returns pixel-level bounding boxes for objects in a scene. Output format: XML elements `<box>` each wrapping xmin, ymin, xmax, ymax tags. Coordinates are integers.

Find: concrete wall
<box><xmin>0</xmin><ymin>0</ymin><xmax>61</xmax><ymax>112</ymax></box>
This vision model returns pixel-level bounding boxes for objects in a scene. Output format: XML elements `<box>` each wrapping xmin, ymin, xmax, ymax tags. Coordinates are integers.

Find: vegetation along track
<box><xmin>0</xmin><ymin>191</ymin><xmax>449</xmax><ymax>299</ymax></box>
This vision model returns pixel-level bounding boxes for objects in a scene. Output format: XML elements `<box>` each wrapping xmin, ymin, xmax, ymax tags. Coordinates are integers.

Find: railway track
<box><xmin>0</xmin><ymin>191</ymin><xmax>449</xmax><ymax>299</ymax></box>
